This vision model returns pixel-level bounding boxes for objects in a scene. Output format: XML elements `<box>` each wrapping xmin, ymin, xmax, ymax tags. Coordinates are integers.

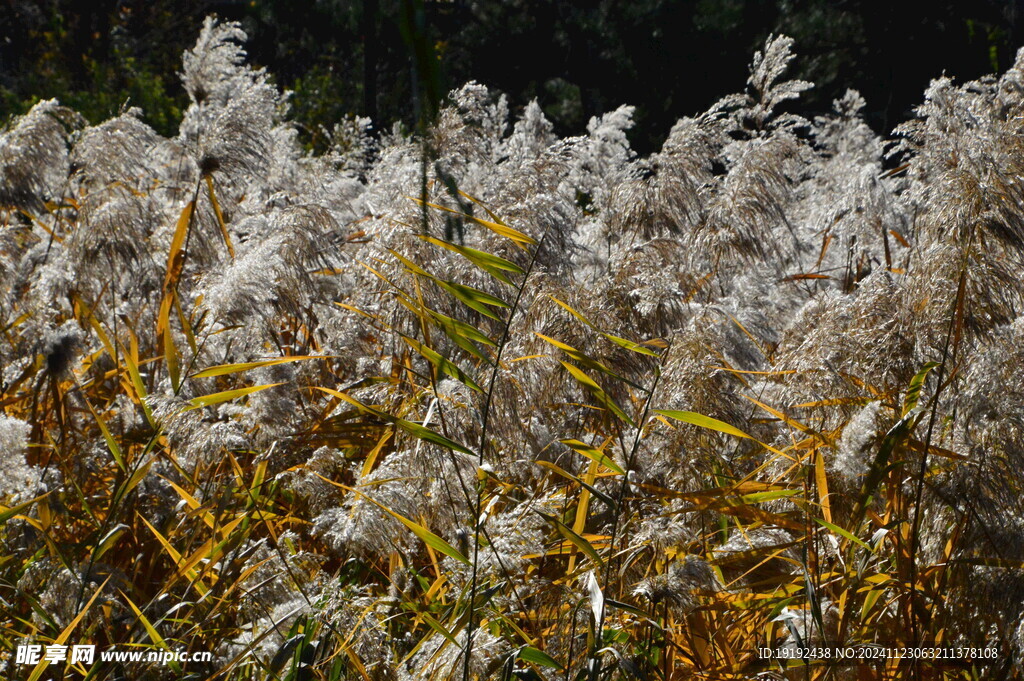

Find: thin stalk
<box><xmin>907</xmin><ymin>242</ymin><xmax>970</xmax><ymax>663</ymax></box>
<box><xmin>462</xmin><ymin>228</ymin><xmax>548</xmax><ymax>681</ymax></box>
<box><xmin>589</xmin><ymin>350</ymin><xmax>667</xmax><ymax>681</ymax></box>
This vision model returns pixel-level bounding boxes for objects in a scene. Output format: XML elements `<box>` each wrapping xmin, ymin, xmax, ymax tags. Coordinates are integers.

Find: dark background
<box><xmin>1</xmin><ymin>0</ymin><xmax>1021</xmax><ymax>153</ymax></box>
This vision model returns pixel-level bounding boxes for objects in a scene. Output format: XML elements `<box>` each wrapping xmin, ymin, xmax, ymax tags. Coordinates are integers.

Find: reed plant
<box><xmin>1</xmin><ymin>21</ymin><xmax>1022</xmax><ymax>681</ymax></box>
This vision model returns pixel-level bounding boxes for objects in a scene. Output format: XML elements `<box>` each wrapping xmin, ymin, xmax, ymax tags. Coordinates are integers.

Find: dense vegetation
<box><xmin>3</xmin><ymin>16</ymin><xmax>1024</xmax><ymax>681</ymax></box>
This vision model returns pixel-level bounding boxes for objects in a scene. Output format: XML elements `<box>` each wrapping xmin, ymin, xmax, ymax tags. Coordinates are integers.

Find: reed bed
<box><xmin>1</xmin><ymin>19</ymin><xmax>1023</xmax><ymax>680</ymax></box>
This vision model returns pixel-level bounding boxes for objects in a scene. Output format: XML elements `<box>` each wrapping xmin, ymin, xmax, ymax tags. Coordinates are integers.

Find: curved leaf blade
<box><xmin>185</xmin><ymin>383</ymin><xmax>285</xmax><ymax>411</ymax></box>
<box><xmin>561</xmin><ymin>362</ymin><xmax>634</xmax><ymax>426</ymax></box>
<box><xmin>192</xmin><ymin>355</ymin><xmax>326</xmax><ymax>378</ymax></box>
<box><xmin>560</xmin><ymin>438</ymin><xmax>625</xmax><ymax>475</ymax></box>
<box><xmin>320</xmin><ymin>478</ymin><xmax>470</xmax><ymax>565</ymax></box>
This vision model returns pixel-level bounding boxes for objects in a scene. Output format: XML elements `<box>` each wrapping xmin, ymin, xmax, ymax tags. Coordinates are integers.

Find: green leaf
<box><xmin>550</xmin><ymin>295</ymin><xmax>663</xmax><ymax>356</ymax></box>
<box><xmin>391</xmin><ymin>297</ymin><xmax>495</xmax><ymax>365</ymax></box>
<box><xmin>388</xmin><ymin>249</ymin><xmax>433</xmax><ymax>278</ymax></box>
<box><xmin>536</xmin><ymin>511</ymin><xmax>603</xmax><ymax>566</ymax></box>
<box><xmin>420</xmin><ymin>235</ymin><xmax>524</xmax><ymax>285</ymax></box>
<box><xmin>656</xmin><ymin>409</ymin><xmax>787</xmax><ymax>456</ymax></box>
<box><xmin>401</xmin><ymin>335</ymin><xmax>482</xmax><ymax>392</ymax></box>
<box><xmin>184</xmin><ymin>383</ymin><xmax>285</xmax><ymax>411</ymax></box>
<box><xmin>518</xmin><ymin>646</ymin><xmax>562</xmax><ymax>669</ymax></box>
<box><xmin>561</xmin><ymin>361</ymin><xmax>635</xmax><ymax>426</ymax></box>
<box><xmin>560</xmin><ymin>438</ymin><xmax>625</xmax><ymax>475</ymax></box>
<box><xmin>93</xmin><ymin>524</ymin><xmax>128</xmax><ymax>562</ymax></box>
<box><xmin>390</xmin><ymin>248</ymin><xmax>509</xmax><ymax>319</ymax></box>
<box><xmin>603</xmin><ymin>333</ymin><xmax>663</xmax><ymax>357</ymax></box>
<box><xmin>121</xmin><ymin>345</ymin><xmax>155</xmax><ymax>426</ymax></box>
<box><xmin>427</xmin><ymin>311</ymin><xmax>494</xmax><ymax>364</ymax></box>
<box><xmin>401</xmin><ymin>419</ymin><xmax>475</xmax><ymax>455</ymax></box>
<box><xmin>426</xmin><ymin>308</ymin><xmax>496</xmax><ymax>346</ymax></box>
<box><xmin>767</xmin><ymin>596</ymin><xmax>796</xmax><ymax>621</ymax></box>
<box><xmin>420</xmin><ymin>612</ymin><xmax>459</xmax><ymax>646</ymax></box>
<box><xmin>852</xmin><ymin>408</ymin><xmax>918</xmax><ymax>530</ymax></box>
<box><xmin>535</xmin><ymin>332</ymin><xmax>644</xmax><ymax>390</ymax></box>
<box><xmin>814</xmin><ymin>517</ymin><xmax>872</xmax><ymax>551</ymax></box>
<box><xmin>83</xmin><ymin>397</ymin><xmax>125</xmax><ymax>471</ymax></box>
<box><xmin>122</xmin><ymin>455</ymin><xmax>156</xmax><ymax>497</ymax></box>
<box><xmin>437</xmin><ymin>279</ymin><xmax>509</xmax><ymax>320</ymax></box>
<box><xmin>903</xmin><ymin>361</ymin><xmax>940</xmax><ymax>416</ymax></box>
<box><xmin>121</xmin><ymin>591</ymin><xmax>183</xmax><ymax>673</ymax></box>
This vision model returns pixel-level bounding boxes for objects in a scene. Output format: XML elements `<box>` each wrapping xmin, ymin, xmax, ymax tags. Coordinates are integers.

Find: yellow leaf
<box><xmin>318</xmin><ymin>476</ymin><xmax>470</xmax><ymax>565</ymax></box>
<box><xmin>26</xmin><ymin>577</ymin><xmax>110</xmax><ymax>681</ymax></box>
<box><xmin>815</xmin><ymin>448</ymin><xmax>832</xmax><ymax>524</ymax></box>
<box><xmin>184</xmin><ymin>383</ymin><xmax>285</xmax><ymax>411</ymax></box>
<box><xmin>163</xmin><ymin>200</ymin><xmax>194</xmax><ymax>292</ymax></box>
<box><xmin>560</xmin><ymin>438</ymin><xmax>625</xmax><ymax>475</ymax></box>
<box><xmin>655</xmin><ymin>409</ymin><xmax>784</xmax><ymax>456</ymax></box>
<box><xmin>414</xmin><ymin>198</ymin><xmax>535</xmax><ymax>246</ymax></box>
<box><xmin>191</xmin><ymin>355</ymin><xmax>326</xmax><ymax>378</ymax></box>
<box><xmin>205</xmin><ymin>174</ymin><xmax>234</xmax><ymax>258</ymax></box>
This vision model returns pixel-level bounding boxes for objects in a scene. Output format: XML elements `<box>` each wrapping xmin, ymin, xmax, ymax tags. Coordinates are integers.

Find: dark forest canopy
<box><xmin>1</xmin><ymin>0</ymin><xmax>1021</xmax><ymax>152</ymax></box>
